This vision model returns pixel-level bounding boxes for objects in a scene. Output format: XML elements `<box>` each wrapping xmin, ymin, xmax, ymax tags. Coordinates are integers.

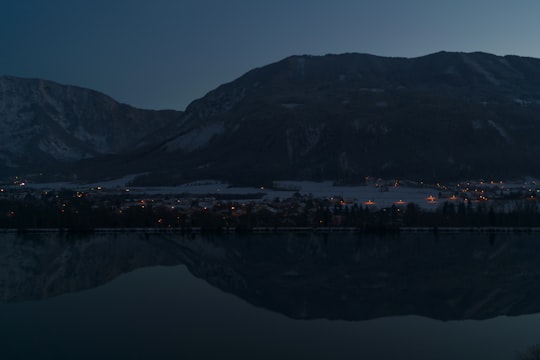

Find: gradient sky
<box><xmin>2</xmin><ymin>0</ymin><xmax>540</xmax><ymax>110</ymax></box>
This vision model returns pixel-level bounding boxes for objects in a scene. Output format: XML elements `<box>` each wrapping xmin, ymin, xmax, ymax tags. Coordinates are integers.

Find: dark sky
<box><xmin>2</xmin><ymin>0</ymin><xmax>539</xmax><ymax>110</ymax></box>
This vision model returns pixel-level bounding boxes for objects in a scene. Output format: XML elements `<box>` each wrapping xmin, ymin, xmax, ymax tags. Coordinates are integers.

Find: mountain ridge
<box><xmin>4</xmin><ymin>51</ymin><xmax>540</xmax><ymax>184</ymax></box>
<box><xmin>129</xmin><ymin>51</ymin><xmax>540</xmax><ymax>184</ymax></box>
<box><xmin>0</xmin><ymin>75</ymin><xmax>181</xmax><ymax>178</ymax></box>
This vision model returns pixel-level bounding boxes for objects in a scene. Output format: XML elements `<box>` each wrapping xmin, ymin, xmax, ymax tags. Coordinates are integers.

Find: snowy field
<box><xmin>18</xmin><ymin>177</ymin><xmax>447</xmax><ymax>209</ymax></box>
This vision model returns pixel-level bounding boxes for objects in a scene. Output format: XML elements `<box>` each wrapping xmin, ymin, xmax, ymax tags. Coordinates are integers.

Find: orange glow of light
<box><xmin>426</xmin><ymin>195</ymin><xmax>436</xmax><ymax>202</ymax></box>
<box><xmin>394</xmin><ymin>200</ymin><xmax>406</xmax><ymax>205</ymax></box>
<box><xmin>449</xmin><ymin>195</ymin><xmax>458</xmax><ymax>200</ymax></box>
<box><xmin>364</xmin><ymin>200</ymin><xmax>376</xmax><ymax>206</ymax></box>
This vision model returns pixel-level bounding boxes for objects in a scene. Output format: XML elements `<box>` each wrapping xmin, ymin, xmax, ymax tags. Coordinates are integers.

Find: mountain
<box><xmin>5</xmin><ymin>51</ymin><xmax>540</xmax><ymax>184</ymax></box>
<box><xmin>130</xmin><ymin>51</ymin><xmax>540</xmax><ymax>185</ymax></box>
<box><xmin>0</xmin><ymin>76</ymin><xmax>181</xmax><ymax>178</ymax></box>
<box><xmin>0</xmin><ymin>232</ymin><xmax>181</xmax><ymax>302</ymax></box>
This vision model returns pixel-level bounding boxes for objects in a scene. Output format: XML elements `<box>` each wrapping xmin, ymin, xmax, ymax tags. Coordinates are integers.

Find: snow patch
<box><xmin>166</xmin><ymin>122</ymin><xmax>225</xmax><ymax>152</ymax></box>
<box><xmin>297</xmin><ymin>57</ymin><xmax>306</xmax><ymax>77</ymax></box>
<box><xmin>38</xmin><ymin>137</ymin><xmax>90</xmax><ymax>161</ymax></box>
<box><xmin>461</xmin><ymin>54</ymin><xmax>500</xmax><ymax>86</ymax></box>
<box><xmin>359</xmin><ymin>88</ymin><xmax>384</xmax><ymax>93</ymax></box>
<box><xmin>443</xmin><ymin>66</ymin><xmax>458</xmax><ymax>75</ymax></box>
<box><xmin>487</xmin><ymin>120</ymin><xmax>511</xmax><ymax>143</ymax></box>
<box><xmin>513</xmin><ymin>98</ymin><xmax>539</xmax><ymax>106</ymax></box>
<box><xmin>472</xmin><ymin>120</ymin><xmax>483</xmax><ymax>130</ymax></box>
<box><xmin>38</xmin><ymin>80</ymin><xmax>60</xmax><ymax>111</ymax></box>
<box><xmin>73</xmin><ymin>126</ymin><xmax>108</xmax><ymax>151</ymax></box>
<box><xmin>366</xmin><ymin>122</ymin><xmax>390</xmax><ymax>135</ymax></box>
<box><xmin>285</xmin><ymin>126</ymin><xmax>321</xmax><ymax>161</ymax></box>
<box><xmin>281</xmin><ymin>103</ymin><xmax>301</xmax><ymax>110</ymax></box>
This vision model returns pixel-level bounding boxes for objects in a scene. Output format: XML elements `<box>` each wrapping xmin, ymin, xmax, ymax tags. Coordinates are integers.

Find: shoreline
<box><xmin>2</xmin><ymin>226</ymin><xmax>540</xmax><ymax>234</ymax></box>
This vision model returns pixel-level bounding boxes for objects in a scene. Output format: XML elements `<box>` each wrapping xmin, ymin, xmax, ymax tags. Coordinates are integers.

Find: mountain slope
<box><xmin>0</xmin><ymin>76</ymin><xmax>181</xmax><ymax>177</ymax></box>
<box><xmin>133</xmin><ymin>51</ymin><xmax>540</xmax><ymax>184</ymax></box>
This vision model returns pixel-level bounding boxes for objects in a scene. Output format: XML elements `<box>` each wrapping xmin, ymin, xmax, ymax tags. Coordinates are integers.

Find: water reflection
<box><xmin>1</xmin><ymin>231</ymin><xmax>539</xmax><ymax>322</ymax></box>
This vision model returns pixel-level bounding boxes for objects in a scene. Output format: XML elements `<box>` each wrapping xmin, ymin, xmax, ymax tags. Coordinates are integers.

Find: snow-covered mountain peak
<box><xmin>0</xmin><ymin>76</ymin><xmax>180</xmax><ymax>174</ymax></box>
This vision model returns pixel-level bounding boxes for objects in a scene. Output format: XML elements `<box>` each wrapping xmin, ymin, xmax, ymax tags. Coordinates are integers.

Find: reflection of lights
<box><xmin>394</xmin><ymin>200</ymin><xmax>406</xmax><ymax>205</ymax></box>
<box><xmin>364</xmin><ymin>200</ymin><xmax>376</xmax><ymax>205</ymax></box>
<box><xmin>426</xmin><ymin>195</ymin><xmax>436</xmax><ymax>202</ymax></box>
<box><xmin>449</xmin><ymin>195</ymin><xmax>458</xmax><ymax>200</ymax></box>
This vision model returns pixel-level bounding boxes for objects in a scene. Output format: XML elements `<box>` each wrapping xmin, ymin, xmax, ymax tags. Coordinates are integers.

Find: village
<box><xmin>1</xmin><ymin>177</ymin><xmax>540</xmax><ymax>231</ymax></box>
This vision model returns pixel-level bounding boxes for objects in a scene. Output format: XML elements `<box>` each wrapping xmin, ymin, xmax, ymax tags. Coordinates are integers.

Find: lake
<box><xmin>1</xmin><ymin>231</ymin><xmax>539</xmax><ymax>359</ymax></box>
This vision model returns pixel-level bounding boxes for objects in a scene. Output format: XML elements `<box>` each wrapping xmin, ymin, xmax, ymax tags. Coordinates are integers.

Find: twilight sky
<box><xmin>2</xmin><ymin>0</ymin><xmax>540</xmax><ymax>110</ymax></box>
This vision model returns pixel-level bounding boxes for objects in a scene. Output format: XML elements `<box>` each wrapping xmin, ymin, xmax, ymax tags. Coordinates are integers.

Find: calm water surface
<box><xmin>0</xmin><ymin>231</ymin><xmax>539</xmax><ymax>359</ymax></box>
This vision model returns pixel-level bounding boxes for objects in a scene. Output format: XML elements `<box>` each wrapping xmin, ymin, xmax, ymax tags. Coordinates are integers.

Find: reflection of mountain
<box><xmin>179</xmin><ymin>233</ymin><xmax>540</xmax><ymax>321</ymax></box>
<box><xmin>0</xmin><ymin>232</ymin><xmax>182</xmax><ymax>302</ymax></box>
<box><xmin>2</xmin><ymin>232</ymin><xmax>540</xmax><ymax>321</ymax></box>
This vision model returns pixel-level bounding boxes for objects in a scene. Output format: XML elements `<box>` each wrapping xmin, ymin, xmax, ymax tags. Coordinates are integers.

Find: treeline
<box><xmin>1</xmin><ymin>195</ymin><xmax>540</xmax><ymax>231</ymax></box>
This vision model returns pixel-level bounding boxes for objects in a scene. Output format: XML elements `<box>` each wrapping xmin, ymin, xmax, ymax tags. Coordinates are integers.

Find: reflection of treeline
<box><xmin>1</xmin><ymin>197</ymin><xmax>539</xmax><ymax>231</ymax></box>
